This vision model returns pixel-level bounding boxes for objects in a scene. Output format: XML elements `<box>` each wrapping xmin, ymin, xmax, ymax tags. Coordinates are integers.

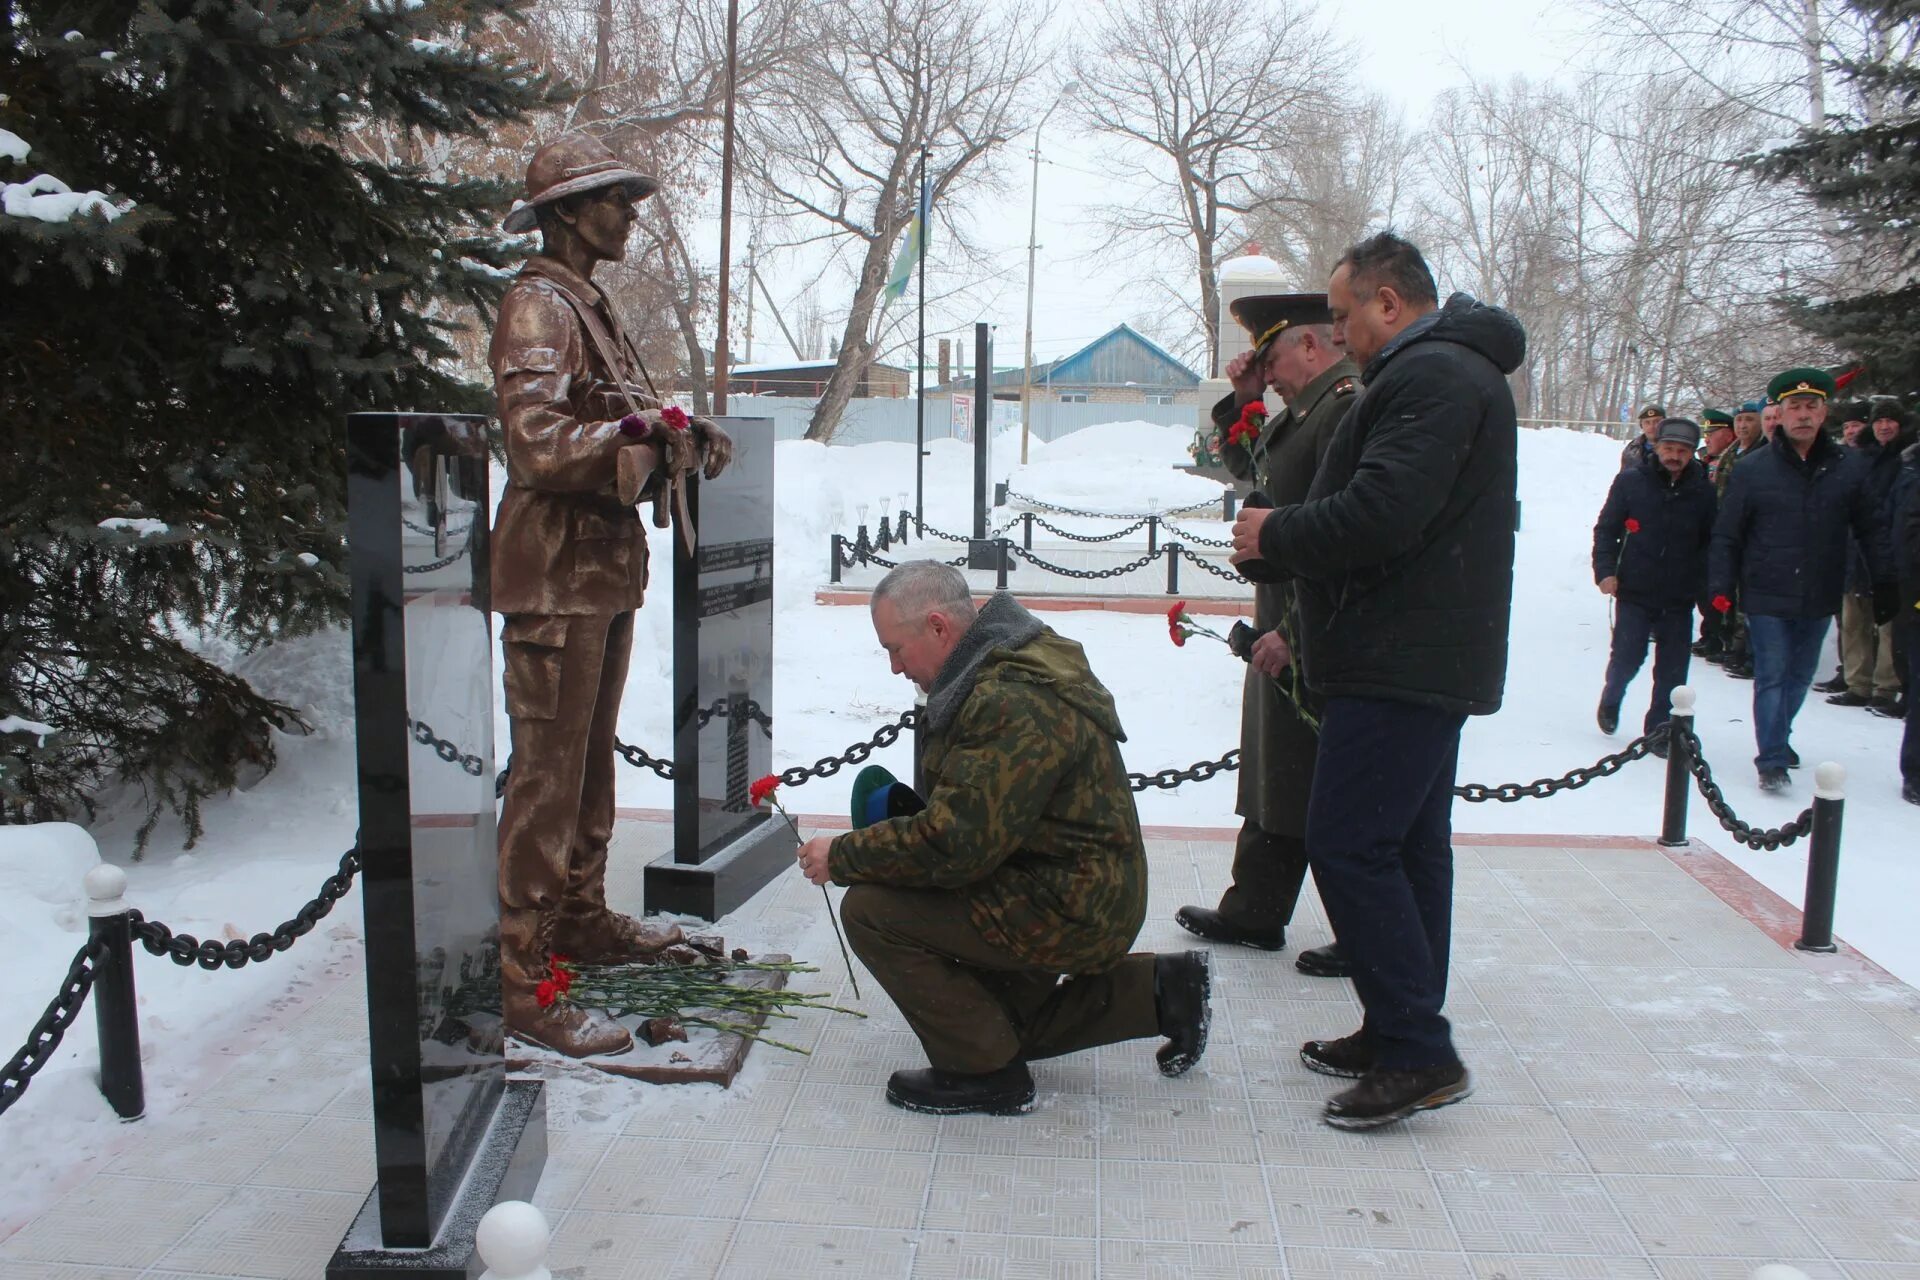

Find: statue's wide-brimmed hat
<box><xmin>1227</xmin><ymin>293</ymin><xmax>1332</xmax><ymax>361</ymax></box>
<box><xmin>503</xmin><ymin>133</ymin><xmax>660</xmax><ymax>234</ymax></box>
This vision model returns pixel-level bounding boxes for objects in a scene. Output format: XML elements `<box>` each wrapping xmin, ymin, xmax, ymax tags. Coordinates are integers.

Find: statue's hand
<box><xmin>690</xmin><ymin>416</ymin><xmax>733</xmax><ymax>480</ymax></box>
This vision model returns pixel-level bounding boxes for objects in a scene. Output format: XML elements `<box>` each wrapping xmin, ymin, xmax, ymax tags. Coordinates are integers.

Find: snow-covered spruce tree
<box><xmin>0</xmin><ymin>0</ymin><xmax>546</xmax><ymax>846</ymax></box>
<box><xmin>1746</xmin><ymin>0</ymin><xmax>1920</xmax><ymax>387</ymax></box>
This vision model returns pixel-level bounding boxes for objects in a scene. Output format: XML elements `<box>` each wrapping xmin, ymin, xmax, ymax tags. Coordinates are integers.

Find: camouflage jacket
<box><xmin>827</xmin><ymin>594</ymin><xmax>1148</xmax><ymax>973</ymax></box>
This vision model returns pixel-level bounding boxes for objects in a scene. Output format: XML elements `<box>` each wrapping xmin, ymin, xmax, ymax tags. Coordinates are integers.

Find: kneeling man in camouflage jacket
<box><xmin>797</xmin><ymin>560</ymin><xmax>1211</xmax><ymax>1115</ymax></box>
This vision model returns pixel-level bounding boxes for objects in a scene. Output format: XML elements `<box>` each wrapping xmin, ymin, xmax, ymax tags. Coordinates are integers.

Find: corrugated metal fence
<box><xmin>736</xmin><ymin>395</ymin><xmax>1200</xmax><ymax>447</ymax></box>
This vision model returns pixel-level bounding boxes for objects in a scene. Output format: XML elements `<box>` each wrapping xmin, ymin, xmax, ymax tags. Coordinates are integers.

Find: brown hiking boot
<box><xmin>551</xmin><ymin>907</ymin><xmax>684</xmax><ymax>964</ymax></box>
<box><xmin>1323</xmin><ymin>1062</ymin><xmax>1472</xmax><ymax>1131</ymax></box>
<box><xmin>500</xmin><ymin>909</ymin><xmax>633</xmax><ymax>1059</ymax></box>
<box><xmin>1301</xmin><ymin>1029</ymin><xmax>1375</xmax><ymax>1079</ymax></box>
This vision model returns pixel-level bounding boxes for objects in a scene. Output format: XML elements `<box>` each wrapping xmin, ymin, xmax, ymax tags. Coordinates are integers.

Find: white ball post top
<box><xmin>1668</xmin><ymin>685</ymin><xmax>1696</xmax><ymax>718</ymax></box>
<box><xmin>476</xmin><ymin>1201</ymin><xmax>551</xmax><ymax>1280</ymax></box>
<box><xmin>1750</xmin><ymin>1266</ymin><xmax>1813</xmax><ymax>1280</ymax></box>
<box><xmin>84</xmin><ymin>863</ymin><xmax>128</xmax><ymax>917</ymax></box>
<box><xmin>1814</xmin><ymin>761</ymin><xmax>1846</xmax><ymax>801</ymax></box>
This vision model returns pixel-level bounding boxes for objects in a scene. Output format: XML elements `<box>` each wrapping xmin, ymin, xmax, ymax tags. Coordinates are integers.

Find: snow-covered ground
<box><xmin>3</xmin><ymin>419</ymin><xmax>1916</xmax><ymax>1217</ymax></box>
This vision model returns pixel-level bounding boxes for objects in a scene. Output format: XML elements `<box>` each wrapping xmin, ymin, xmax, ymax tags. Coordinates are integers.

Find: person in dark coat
<box><xmin>1694</xmin><ymin>410</ymin><xmax>1737</xmax><ymax>658</ymax></box>
<box><xmin>1708</xmin><ymin>367</ymin><xmax>1896</xmax><ymax>791</ymax></box>
<box><xmin>1177</xmin><ymin>293</ymin><xmax>1358</xmax><ymax>975</ymax></box>
<box><xmin>1890</xmin><ymin>438</ymin><xmax>1920</xmax><ymax>804</ymax></box>
<box><xmin>1231</xmin><ymin>232</ymin><xmax>1522</xmax><ymax>1131</ymax></box>
<box><xmin>1621</xmin><ymin>404</ymin><xmax>1664</xmax><ymax>472</ymax></box>
<box><xmin>1593</xmin><ymin>418</ymin><xmax>1718</xmax><ymax>740</ymax></box>
<box><xmin>1832</xmin><ymin>397</ymin><xmax>1914</xmax><ymax>712</ymax></box>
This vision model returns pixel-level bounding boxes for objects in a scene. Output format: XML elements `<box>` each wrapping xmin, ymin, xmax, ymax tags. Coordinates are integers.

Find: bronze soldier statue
<box><xmin>489</xmin><ymin>133</ymin><xmax>733</xmax><ymax>1057</ymax></box>
<box><xmin>1176</xmin><ymin>293</ymin><xmax>1357</xmax><ymax>977</ymax></box>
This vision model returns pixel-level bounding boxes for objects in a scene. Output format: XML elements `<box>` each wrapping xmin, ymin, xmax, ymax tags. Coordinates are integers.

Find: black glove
<box><xmin>1236</xmin><ymin>490</ymin><xmax>1284</xmax><ymax>584</ymax></box>
<box><xmin>1873</xmin><ymin>581</ymin><xmax>1900</xmax><ymax>626</ymax></box>
<box><xmin>1227</xmin><ymin>620</ymin><xmax>1259</xmax><ymax>661</ymax></box>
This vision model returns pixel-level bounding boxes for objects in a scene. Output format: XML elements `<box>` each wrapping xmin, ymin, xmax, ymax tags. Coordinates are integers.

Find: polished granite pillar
<box><xmin>644</xmin><ymin>416</ymin><xmax>796</xmax><ymax>919</ymax></box>
<box><xmin>329</xmin><ymin>412</ymin><xmax>545</xmax><ymax>1279</ymax></box>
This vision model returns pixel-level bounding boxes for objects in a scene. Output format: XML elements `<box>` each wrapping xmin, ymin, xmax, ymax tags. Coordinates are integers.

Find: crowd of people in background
<box><xmin>1592</xmin><ymin>373</ymin><xmax>1920</xmax><ymax>805</ymax></box>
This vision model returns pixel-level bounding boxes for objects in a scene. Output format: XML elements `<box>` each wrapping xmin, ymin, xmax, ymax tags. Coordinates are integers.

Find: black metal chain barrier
<box><xmin>130</xmin><ymin>849</ymin><xmax>362</xmax><ymax>971</ymax></box>
<box><xmin>403</xmin><ymin>515</ymin><xmax>474</xmax><ymax>537</ymax></box>
<box><xmin>1453</xmin><ymin>726</ymin><xmax>1665</xmax><ymax>802</ymax></box>
<box><xmin>0</xmin><ymin>935</ymin><xmax>110</xmax><ymax>1118</ymax></box>
<box><xmin>1003</xmin><ymin>488</ymin><xmax>1217</xmax><ymax>520</ymax></box>
<box><xmin>775</xmin><ymin>708</ymin><xmax>919</xmax><ymax>787</ymax></box>
<box><xmin>1162</xmin><ymin>520</ymin><xmax>1232</xmax><ymax>548</ymax></box>
<box><xmin>403</xmin><ymin>542</ymin><xmax>470</xmax><ymax>575</ymax></box>
<box><xmin>693</xmin><ymin>696</ymin><xmax>774</xmax><ymax>735</ymax></box>
<box><xmin>1008</xmin><ymin>542</ymin><xmax>1165</xmax><ymax>580</ymax></box>
<box><xmin>410</xmin><ymin>719</ymin><xmax>485</xmax><ymax>777</ymax></box>
<box><xmin>845</xmin><ymin>542</ymin><xmax>968</xmax><ymax>570</ymax></box>
<box><xmin>1128</xmin><ymin>749</ymin><xmax>1240</xmax><ymax>791</ymax></box>
<box><xmin>1028</xmin><ymin>515</ymin><xmax>1152</xmax><ymax>543</ymax></box>
<box><xmin>1679</xmin><ymin>727</ymin><xmax>1814</xmax><ymax>850</ymax></box>
<box><xmin>1173</xmin><ymin>544</ymin><xmax>1245</xmax><ymax>581</ymax></box>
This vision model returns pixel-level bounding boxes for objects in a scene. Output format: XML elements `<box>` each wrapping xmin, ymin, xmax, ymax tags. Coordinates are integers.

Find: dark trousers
<box><xmin>1902</xmin><ymin>614</ymin><xmax>1920</xmax><ymax>787</ymax></box>
<box><xmin>1747</xmin><ymin>614</ymin><xmax>1830</xmax><ymax>771</ymax></box>
<box><xmin>841</xmin><ymin>884</ymin><xmax>1160</xmax><ymax>1074</ymax></box>
<box><xmin>1602</xmin><ymin>601</ymin><xmax>1694</xmax><ymax>735</ymax></box>
<box><xmin>1216</xmin><ymin>822</ymin><xmax>1312</xmax><ymax>932</ymax></box>
<box><xmin>1305</xmin><ymin>696</ymin><xmax>1466</xmax><ymax>1071</ymax></box>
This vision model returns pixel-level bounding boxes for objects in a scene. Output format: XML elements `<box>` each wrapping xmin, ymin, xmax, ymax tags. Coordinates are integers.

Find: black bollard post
<box><xmin>897</xmin><ymin>510</ymin><xmax>909</xmax><ymax>543</ymax></box>
<box><xmin>994</xmin><ymin>481</ymin><xmax>1008</xmax><ymax>507</ymax></box>
<box><xmin>829</xmin><ymin>534</ymin><xmax>843</xmax><ymax>584</ymax></box>
<box><xmin>1222</xmin><ymin>490</ymin><xmax>1237</xmax><ymax>521</ymax></box>
<box><xmin>995</xmin><ymin>539</ymin><xmax>1011</xmax><ymax>591</ymax></box>
<box><xmin>86</xmin><ymin>866</ymin><xmax>145</xmax><ymax>1120</ymax></box>
<box><xmin>1147</xmin><ymin>515</ymin><xmax>1158</xmax><ymax>555</ymax></box>
<box><xmin>854</xmin><ymin>523</ymin><xmax>872</xmax><ymax>561</ymax></box>
<box><xmin>1022</xmin><ymin>511</ymin><xmax>1034</xmax><ymax>550</ymax></box>
<box><xmin>1659</xmin><ymin>686</ymin><xmax>1695</xmax><ymax>848</ymax></box>
<box><xmin>875</xmin><ymin>513</ymin><xmax>891</xmax><ymax>552</ymax></box>
<box><xmin>1794</xmin><ymin>763</ymin><xmax>1846</xmax><ymax>953</ymax></box>
<box><xmin>1165</xmin><ymin>542</ymin><xmax>1181</xmax><ymax>594</ymax></box>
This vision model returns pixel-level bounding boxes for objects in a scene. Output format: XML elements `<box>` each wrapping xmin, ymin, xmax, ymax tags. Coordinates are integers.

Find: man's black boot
<box><xmin>1153</xmin><ymin>950</ymin><xmax>1212</xmax><ymax>1077</ymax></box>
<box><xmin>1759</xmin><ymin>767</ymin><xmax>1791</xmax><ymax>793</ymax></box>
<box><xmin>1173</xmin><ymin>906</ymin><xmax>1284</xmax><ymax>951</ymax></box>
<box><xmin>1301</xmin><ymin>1029</ymin><xmax>1375</xmax><ymax>1079</ymax></box>
<box><xmin>1295</xmin><ymin>943</ymin><xmax>1351</xmax><ymax>978</ymax></box>
<box><xmin>886</xmin><ymin>1062</ymin><xmax>1035</xmax><ymax>1115</ymax></box>
<box><xmin>1596</xmin><ymin>700</ymin><xmax>1620</xmax><ymax>735</ymax></box>
<box><xmin>1323</xmin><ymin>1062</ymin><xmax>1472</xmax><ymax>1131</ymax></box>
<box><xmin>1827</xmin><ymin>690</ymin><xmax>1869</xmax><ymax>707</ymax></box>
<box><xmin>1814</xmin><ymin>671</ymin><xmax>1849</xmax><ymax>694</ymax></box>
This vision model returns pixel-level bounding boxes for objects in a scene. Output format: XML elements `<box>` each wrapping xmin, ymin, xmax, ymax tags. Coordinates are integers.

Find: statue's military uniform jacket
<box><xmin>1213</xmin><ymin>359</ymin><xmax>1359</xmax><ymax>836</ymax></box>
<box><xmin>489</xmin><ymin>254</ymin><xmax>660</xmax><ymax>621</ymax></box>
<box><xmin>826</xmin><ymin>595</ymin><xmax>1148</xmax><ymax>975</ymax></box>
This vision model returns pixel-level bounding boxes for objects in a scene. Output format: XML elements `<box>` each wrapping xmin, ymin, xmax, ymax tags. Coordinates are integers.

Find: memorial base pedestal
<box><xmin>326</xmin><ymin>1080</ymin><xmax>547</xmax><ymax>1280</ymax></box>
<box><xmin>644</xmin><ymin>816</ymin><xmax>799</xmax><ymax>921</ymax></box>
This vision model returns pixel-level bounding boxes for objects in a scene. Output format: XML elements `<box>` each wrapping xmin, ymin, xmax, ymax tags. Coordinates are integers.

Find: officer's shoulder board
<box><xmin>1331</xmin><ymin>376</ymin><xmax>1358</xmax><ymax>399</ymax></box>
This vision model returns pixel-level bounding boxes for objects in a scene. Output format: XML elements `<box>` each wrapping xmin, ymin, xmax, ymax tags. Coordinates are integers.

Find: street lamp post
<box><xmin>1019</xmin><ymin>84</ymin><xmax>1075</xmax><ymax>466</ymax></box>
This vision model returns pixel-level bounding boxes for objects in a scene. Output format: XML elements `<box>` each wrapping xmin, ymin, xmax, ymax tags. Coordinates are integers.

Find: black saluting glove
<box><xmin>1873</xmin><ymin>581</ymin><xmax>1900</xmax><ymax>626</ymax></box>
<box><xmin>1227</xmin><ymin>621</ymin><xmax>1260</xmax><ymax>661</ymax></box>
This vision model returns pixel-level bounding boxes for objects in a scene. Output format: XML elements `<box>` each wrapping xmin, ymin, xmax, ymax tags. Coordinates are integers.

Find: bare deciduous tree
<box><xmin>1071</xmin><ymin>0</ymin><xmax>1350</xmax><ymax>373</ymax></box>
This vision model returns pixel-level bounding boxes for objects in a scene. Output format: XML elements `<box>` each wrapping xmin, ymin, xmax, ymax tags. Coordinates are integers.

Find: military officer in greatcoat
<box><xmin>489</xmin><ymin>133</ymin><xmax>734</xmax><ymax>1058</ymax></box>
<box><xmin>1175</xmin><ymin>293</ymin><xmax>1358</xmax><ymax>978</ymax></box>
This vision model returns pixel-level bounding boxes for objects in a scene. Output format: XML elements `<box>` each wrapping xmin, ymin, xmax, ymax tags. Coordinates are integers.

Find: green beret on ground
<box><xmin>1227</xmin><ymin>293</ymin><xmax>1333</xmax><ymax>360</ymax></box>
<box><xmin>1768</xmin><ymin>366</ymin><xmax>1836</xmax><ymax>401</ymax></box>
<box><xmin>1701</xmin><ymin>408</ymin><xmax>1734</xmax><ymax>429</ymax></box>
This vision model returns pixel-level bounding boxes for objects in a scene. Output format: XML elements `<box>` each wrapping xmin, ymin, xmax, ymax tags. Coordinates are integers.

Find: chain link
<box><xmin>1680</xmin><ymin>727</ymin><xmax>1814</xmax><ymax>850</ymax></box>
<box><xmin>1161</xmin><ymin>520</ymin><xmax>1232</xmax><ymax>548</ymax></box>
<box><xmin>403</xmin><ymin>542</ymin><xmax>470</xmax><ymax>575</ymax></box>
<box><xmin>1025</xmin><ymin>515</ymin><xmax>1152</xmax><ymax>543</ymax></box>
<box><xmin>130</xmin><ymin>850</ymin><xmax>362</xmax><ymax>971</ymax></box>
<box><xmin>1003</xmin><ymin>488</ymin><xmax>1217</xmax><ymax>520</ymax></box>
<box><xmin>1128</xmin><ymin>749</ymin><xmax>1240</xmax><ymax>791</ymax></box>
<box><xmin>410</xmin><ymin>719</ymin><xmax>485</xmax><ymax>776</ymax></box>
<box><xmin>1172</xmin><ymin>543</ymin><xmax>1246</xmax><ymax>581</ymax></box>
<box><xmin>1008</xmin><ymin>542</ymin><xmax>1165</xmax><ymax>580</ymax></box>
<box><xmin>1453</xmin><ymin>726</ymin><xmax>1664</xmax><ymax>802</ymax></box>
<box><xmin>0</xmin><ymin>935</ymin><xmax>110</xmax><ymax>1118</ymax></box>
<box><xmin>403</xmin><ymin>515</ymin><xmax>474</xmax><ymax>537</ymax></box>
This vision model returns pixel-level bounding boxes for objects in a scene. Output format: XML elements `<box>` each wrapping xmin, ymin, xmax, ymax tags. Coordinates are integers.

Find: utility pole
<box><xmin>1019</xmin><ymin>84</ymin><xmax>1075</xmax><ymax>465</ymax></box>
<box><xmin>743</xmin><ymin>233</ymin><xmax>757</xmax><ymax>364</ymax></box>
<box><xmin>711</xmin><ymin>0</ymin><xmax>740</xmax><ymax>413</ymax></box>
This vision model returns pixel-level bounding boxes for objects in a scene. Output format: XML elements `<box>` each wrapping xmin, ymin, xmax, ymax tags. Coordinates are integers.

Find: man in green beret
<box><xmin>1709</xmin><ymin>367</ymin><xmax>1895</xmax><ymax>791</ymax></box>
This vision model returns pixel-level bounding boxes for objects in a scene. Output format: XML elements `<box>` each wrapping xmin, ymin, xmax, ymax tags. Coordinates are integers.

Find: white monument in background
<box><xmin>1199</xmin><ymin>254</ymin><xmax>1289</xmax><ymax>432</ymax></box>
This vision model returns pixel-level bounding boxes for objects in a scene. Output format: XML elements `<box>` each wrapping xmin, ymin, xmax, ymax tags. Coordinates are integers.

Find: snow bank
<box><xmin>1006</xmin><ymin>419</ymin><xmax>1223</xmax><ymax>514</ymax></box>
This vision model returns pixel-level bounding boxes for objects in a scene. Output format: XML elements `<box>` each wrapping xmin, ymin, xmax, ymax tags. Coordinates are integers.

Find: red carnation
<box><xmin>1624</xmin><ymin>518</ymin><xmax>1641</xmax><ymax>534</ymax></box>
<box><xmin>749</xmin><ymin>774</ymin><xmax>781</xmax><ymax>807</ymax></box>
<box><xmin>1227</xmin><ymin>401</ymin><xmax>1265</xmax><ymax>448</ymax></box>
<box><xmin>550</xmin><ymin>960</ymin><xmax>573</xmax><ymax>993</ymax></box>
<box><xmin>661</xmin><ymin>405</ymin><xmax>691</xmax><ymax>431</ymax></box>
<box><xmin>1712</xmin><ymin>594</ymin><xmax>1733</xmax><ymax>614</ymax></box>
<box><xmin>535</xmin><ymin>979</ymin><xmax>559</xmax><ymax>1008</ymax></box>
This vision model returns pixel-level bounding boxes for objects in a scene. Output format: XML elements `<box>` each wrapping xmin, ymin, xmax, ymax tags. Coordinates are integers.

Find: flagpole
<box><xmin>914</xmin><ymin>145</ymin><xmax>928</xmax><ymax>532</ymax></box>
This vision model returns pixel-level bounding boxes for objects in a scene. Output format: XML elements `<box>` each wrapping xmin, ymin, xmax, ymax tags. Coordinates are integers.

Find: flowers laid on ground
<box><xmin>534</xmin><ymin>950</ymin><xmax>862</xmax><ymax>1053</ymax></box>
<box><xmin>661</xmin><ymin>405</ymin><xmax>690</xmax><ymax>431</ymax></box>
<box><xmin>752</xmin><ymin>774</ymin><xmax>860</xmax><ymax>998</ymax></box>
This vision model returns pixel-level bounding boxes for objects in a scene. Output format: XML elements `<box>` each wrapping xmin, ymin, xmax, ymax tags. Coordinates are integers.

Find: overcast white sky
<box><xmin>720</xmin><ymin>0</ymin><xmax>1589</xmax><ymax>376</ymax></box>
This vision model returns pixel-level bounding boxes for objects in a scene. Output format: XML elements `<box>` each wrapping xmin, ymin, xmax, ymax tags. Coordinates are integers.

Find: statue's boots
<box><xmin>500</xmin><ymin>909</ymin><xmax>633</xmax><ymax>1058</ymax></box>
<box><xmin>551</xmin><ymin>903</ymin><xmax>684</xmax><ymax>965</ymax></box>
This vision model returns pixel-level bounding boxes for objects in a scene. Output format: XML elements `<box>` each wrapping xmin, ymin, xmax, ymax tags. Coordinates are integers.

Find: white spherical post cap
<box><xmin>475</xmin><ymin>1201</ymin><xmax>550</xmax><ymax>1280</ymax></box>
<box><xmin>1814</xmin><ymin>762</ymin><xmax>1845</xmax><ymax>800</ymax></box>
<box><xmin>1668</xmin><ymin>685</ymin><xmax>1696</xmax><ymax>716</ymax></box>
<box><xmin>84</xmin><ymin>864</ymin><xmax>128</xmax><ymax>916</ymax></box>
<box><xmin>1750</xmin><ymin>1266</ymin><xmax>1813</xmax><ymax>1280</ymax></box>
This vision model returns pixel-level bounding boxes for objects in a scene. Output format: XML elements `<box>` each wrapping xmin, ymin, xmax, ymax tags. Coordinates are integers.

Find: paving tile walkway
<box><xmin>4</xmin><ymin>830</ymin><xmax>1919</xmax><ymax>1279</ymax></box>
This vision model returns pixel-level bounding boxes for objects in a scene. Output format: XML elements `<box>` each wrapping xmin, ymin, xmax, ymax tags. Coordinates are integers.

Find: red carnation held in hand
<box><xmin>1624</xmin><ymin>518</ymin><xmax>1641</xmax><ymax>534</ymax></box>
<box><xmin>1227</xmin><ymin>401</ymin><xmax>1266</xmax><ymax>448</ymax></box>
<box><xmin>1712</xmin><ymin>594</ymin><xmax>1733</xmax><ymax>614</ymax></box>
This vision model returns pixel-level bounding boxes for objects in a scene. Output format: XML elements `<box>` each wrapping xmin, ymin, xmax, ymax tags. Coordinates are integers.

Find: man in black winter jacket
<box><xmin>1708</xmin><ymin>367</ymin><xmax>1895</xmax><ymax>792</ymax></box>
<box><xmin>1594</xmin><ymin>418</ymin><xmax>1718</xmax><ymax>740</ymax></box>
<box><xmin>1230</xmin><ymin>232</ymin><xmax>1522</xmax><ymax>1132</ymax></box>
